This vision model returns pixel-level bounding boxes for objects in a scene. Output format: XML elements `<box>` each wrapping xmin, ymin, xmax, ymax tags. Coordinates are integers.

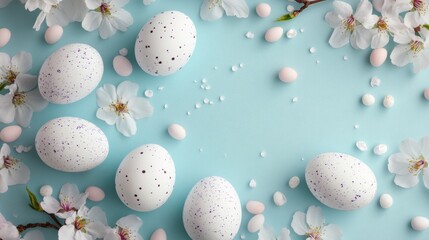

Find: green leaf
<box><xmin>423</xmin><ymin>24</ymin><xmax>429</xmax><ymax>30</ymax></box>
<box><xmin>26</xmin><ymin>187</ymin><xmax>43</xmax><ymax>212</ymax></box>
<box><xmin>276</xmin><ymin>13</ymin><xmax>295</xmax><ymax>22</ymax></box>
<box><xmin>0</xmin><ymin>82</ymin><xmax>7</xmax><ymax>92</ymax></box>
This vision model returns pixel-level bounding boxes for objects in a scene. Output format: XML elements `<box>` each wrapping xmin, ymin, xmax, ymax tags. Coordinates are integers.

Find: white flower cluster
<box><xmin>326</xmin><ymin>0</ymin><xmax>429</xmax><ymax>72</ymax></box>
<box><xmin>0</xmin><ymin>0</ymin><xmax>135</xmax><ymax>39</ymax></box>
<box><xmin>0</xmin><ymin>143</ymin><xmax>30</xmax><ymax>194</ymax></box>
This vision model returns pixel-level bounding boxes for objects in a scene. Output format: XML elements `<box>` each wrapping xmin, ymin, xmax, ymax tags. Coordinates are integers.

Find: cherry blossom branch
<box><xmin>46</xmin><ymin>212</ymin><xmax>62</xmax><ymax>228</ymax></box>
<box><xmin>17</xmin><ymin>222</ymin><xmax>60</xmax><ymax>233</ymax></box>
<box><xmin>277</xmin><ymin>0</ymin><xmax>325</xmax><ymax>21</ymax></box>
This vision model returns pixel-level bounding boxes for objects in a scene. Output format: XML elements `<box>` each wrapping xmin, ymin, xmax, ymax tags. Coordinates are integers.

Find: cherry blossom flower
<box><xmin>0</xmin><ymin>143</ymin><xmax>30</xmax><ymax>194</ymax></box>
<box><xmin>82</xmin><ymin>0</ymin><xmax>133</xmax><ymax>39</ymax></box>
<box><xmin>0</xmin><ymin>212</ymin><xmax>19</xmax><ymax>239</ymax></box>
<box><xmin>388</xmin><ymin>136</ymin><xmax>429</xmax><ymax>188</ymax></box>
<box><xmin>390</xmin><ymin>28</ymin><xmax>429</xmax><ymax>72</ymax></box>
<box><xmin>104</xmin><ymin>215</ymin><xmax>143</xmax><ymax>240</ymax></box>
<box><xmin>394</xmin><ymin>0</ymin><xmax>429</xmax><ymax>28</ymax></box>
<box><xmin>96</xmin><ymin>81</ymin><xmax>153</xmax><ymax>137</ymax></box>
<box><xmin>291</xmin><ymin>206</ymin><xmax>342</xmax><ymax>240</ymax></box>
<box><xmin>41</xmin><ymin>183</ymin><xmax>88</xmax><ymax>219</ymax></box>
<box><xmin>325</xmin><ymin>0</ymin><xmax>378</xmax><ymax>49</ymax></box>
<box><xmin>200</xmin><ymin>0</ymin><xmax>249</xmax><ymax>21</ymax></box>
<box><xmin>0</xmin><ymin>52</ymin><xmax>36</xmax><ymax>90</ymax></box>
<box><xmin>59</xmin><ymin>206</ymin><xmax>107</xmax><ymax>240</ymax></box>
<box><xmin>258</xmin><ymin>225</ymin><xmax>291</xmax><ymax>240</ymax></box>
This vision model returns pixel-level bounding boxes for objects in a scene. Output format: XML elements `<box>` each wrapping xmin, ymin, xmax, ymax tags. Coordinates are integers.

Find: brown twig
<box><xmin>46</xmin><ymin>212</ymin><xmax>62</xmax><ymax>228</ymax></box>
<box><xmin>294</xmin><ymin>0</ymin><xmax>325</xmax><ymax>16</ymax></box>
<box><xmin>16</xmin><ymin>222</ymin><xmax>60</xmax><ymax>233</ymax></box>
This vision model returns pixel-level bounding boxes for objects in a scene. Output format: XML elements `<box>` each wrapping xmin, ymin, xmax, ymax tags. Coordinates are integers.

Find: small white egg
<box><xmin>361</xmin><ymin>93</ymin><xmax>375</xmax><ymax>106</ymax></box>
<box><xmin>113</xmin><ymin>55</ymin><xmax>133</xmax><ymax>77</ymax></box>
<box><xmin>0</xmin><ymin>28</ymin><xmax>11</xmax><ymax>48</ymax></box>
<box><xmin>249</xmin><ymin>179</ymin><xmax>256</xmax><ymax>188</ymax></box>
<box><xmin>288</xmin><ymin>176</ymin><xmax>300</xmax><ymax>189</ymax></box>
<box><xmin>286</xmin><ymin>29</ymin><xmax>297</xmax><ymax>38</ymax></box>
<box><xmin>44</xmin><ymin>25</ymin><xmax>63</xmax><ymax>44</ymax></box>
<box><xmin>412</xmin><ymin>216</ymin><xmax>429</xmax><ymax>231</ymax></box>
<box><xmin>256</xmin><ymin>3</ymin><xmax>271</xmax><ymax>18</ymax></box>
<box><xmin>273</xmin><ymin>191</ymin><xmax>287</xmax><ymax>206</ymax></box>
<box><xmin>0</xmin><ymin>125</ymin><xmax>22</xmax><ymax>143</ymax></box>
<box><xmin>40</xmin><ymin>185</ymin><xmax>53</xmax><ymax>197</ymax></box>
<box><xmin>245</xmin><ymin>32</ymin><xmax>255</xmax><ymax>39</ymax></box>
<box><xmin>85</xmin><ymin>186</ymin><xmax>105</xmax><ymax>202</ymax></box>
<box><xmin>265</xmin><ymin>27</ymin><xmax>283</xmax><ymax>43</ymax></box>
<box><xmin>279</xmin><ymin>67</ymin><xmax>297</xmax><ymax>83</ymax></box>
<box><xmin>119</xmin><ymin>48</ymin><xmax>128</xmax><ymax>56</ymax></box>
<box><xmin>383</xmin><ymin>95</ymin><xmax>394</xmax><ymax>108</ymax></box>
<box><xmin>150</xmin><ymin>228</ymin><xmax>167</xmax><ymax>240</ymax></box>
<box><xmin>379</xmin><ymin>193</ymin><xmax>393</xmax><ymax>209</ymax></box>
<box><xmin>370</xmin><ymin>77</ymin><xmax>381</xmax><ymax>87</ymax></box>
<box><xmin>373</xmin><ymin>144</ymin><xmax>388</xmax><ymax>155</ymax></box>
<box><xmin>246</xmin><ymin>201</ymin><xmax>265</xmax><ymax>215</ymax></box>
<box><xmin>168</xmin><ymin>123</ymin><xmax>186</xmax><ymax>140</ymax></box>
<box><xmin>370</xmin><ymin>48</ymin><xmax>387</xmax><ymax>67</ymax></box>
<box><xmin>247</xmin><ymin>214</ymin><xmax>264</xmax><ymax>233</ymax></box>
<box><xmin>424</xmin><ymin>88</ymin><xmax>429</xmax><ymax>101</ymax></box>
<box><xmin>355</xmin><ymin>140</ymin><xmax>368</xmax><ymax>151</ymax></box>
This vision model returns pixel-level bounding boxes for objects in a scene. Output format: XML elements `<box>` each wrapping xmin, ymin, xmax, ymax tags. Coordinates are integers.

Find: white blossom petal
<box><xmin>15</xmin><ymin>74</ymin><xmax>37</xmax><ymax>92</ymax></box>
<box><xmin>394</xmin><ymin>0</ymin><xmax>412</xmax><ymax>14</ymax></box>
<box><xmin>354</xmin><ymin>0</ymin><xmax>373</xmax><ymax>22</ymax></box>
<box><xmin>58</xmin><ymin>224</ymin><xmax>77</xmax><ymax>240</ymax></box>
<box><xmin>0</xmin><ymin>169</ymin><xmax>9</xmax><ymax>193</ymax></box>
<box><xmin>404</xmin><ymin>11</ymin><xmax>421</xmax><ymax>28</ymax></box>
<box><xmin>400</xmin><ymin>138</ymin><xmax>421</xmax><ymax>159</ymax></box>
<box><xmin>0</xmin><ymin>212</ymin><xmax>19</xmax><ymax>238</ymax></box>
<box><xmin>306</xmin><ymin>206</ymin><xmax>324</xmax><ymax>228</ymax></box>
<box><xmin>371</xmin><ymin>32</ymin><xmax>389</xmax><ymax>49</ymax></box>
<box><xmin>390</xmin><ymin>44</ymin><xmax>412</xmax><ymax>67</ymax></box>
<box><xmin>394</xmin><ymin>174</ymin><xmax>419</xmax><ymax>188</ymax></box>
<box><xmin>372</xmin><ymin>0</ymin><xmax>384</xmax><ymax>12</ymax></box>
<box><xmin>82</xmin><ymin>11</ymin><xmax>103</xmax><ymax>32</ymax></box>
<box><xmin>388</xmin><ymin>153</ymin><xmax>411</xmax><ymax>175</ymax></box>
<box><xmin>222</xmin><ymin>0</ymin><xmax>249</xmax><ymax>18</ymax></box>
<box><xmin>11</xmin><ymin>52</ymin><xmax>32</xmax><ymax>73</ymax></box>
<box><xmin>33</xmin><ymin>11</ymin><xmax>47</xmax><ymax>31</ymax></box>
<box><xmin>322</xmin><ymin>224</ymin><xmax>342</xmax><ymax>240</ymax></box>
<box><xmin>111</xmin><ymin>0</ymin><xmax>128</xmax><ymax>8</ymax></box>
<box><xmin>328</xmin><ymin>26</ymin><xmax>351</xmax><ymax>48</ymax></box>
<box><xmin>332</xmin><ymin>0</ymin><xmax>353</xmax><ymax>18</ymax></box>
<box><xmin>143</xmin><ymin>0</ymin><xmax>155</xmax><ymax>5</ymax></box>
<box><xmin>0</xmin><ymin>94</ymin><xmax>15</xmax><ymax>124</ymax></box>
<box><xmin>117</xmin><ymin>81</ymin><xmax>138</xmax><ymax>102</ymax></box>
<box><xmin>200</xmin><ymin>0</ymin><xmax>224</xmax><ymax>21</ymax></box>
<box><xmin>258</xmin><ymin>225</ymin><xmax>276</xmax><ymax>240</ymax></box>
<box><xmin>46</xmin><ymin>7</ymin><xmax>71</xmax><ymax>27</ymax></box>
<box><xmin>116</xmin><ymin>114</ymin><xmax>137</xmax><ymax>137</ymax></box>
<box><xmin>291</xmin><ymin>211</ymin><xmax>309</xmax><ymax>236</ymax></box>
<box><xmin>96</xmin><ymin>84</ymin><xmax>117</xmax><ymax>107</ymax></box>
<box><xmin>423</xmin><ymin>168</ymin><xmax>429</xmax><ymax>189</ymax></box>
<box><xmin>6</xmin><ymin>159</ymin><xmax>30</xmax><ymax>185</ymax></box>
<box><xmin>85</xmin><ymin>0</ymin><xmax>102</xmax><ymax>9</ymax></box>
<box><xmin>99</xmin><ymin>18</ymin><xmax>117</xmax><ymax>39</ymax></box>
<box><xmin>88</xmin><ymin>206</ymin><xmax>107</xmax><ymax>226</ymax></box>
<box><xmin>75</xmin><ymin>230</ymin><xmax>93</xmax><ymax>240</ymax></box>
<box><xmin>96</xmin><ymin>108</ymin><xmax>117</xmax><ymax>125</ymax></box>
<box><xmin>110</xmin><ymin>9</ymin><xmax>133</xmax><ymax>31</ymax></box>
<box><xmin>278</xmin><ymin>228</ymin><xmax>291</xmax><ymax>240</ymax></box>
<box><xmin>103</xmin><ymin>228</ymin><xmax>121</xmax><ymax>240</ymax></box>
<box><xmin>325</xmin><ymin>12</ymin><xmax>342</xmax><ymax>28</ymax></box>
<box><xmin>0</xmin><ymin>52</ymin><xmax>11</xmax><ymax>69</ymax></box>
<box><xmin>127</xmin><ymin>97</ymin><xmax>153</xmax><ymax>120</ymax></box>
<box><xmin>350</xmin><ymin>26</ymin><xmax>371</xmax><ymax>49</ymax></box>
<box><xmin>116</xmin><ymin>215</ymin><xmax>143</xmax><ymax>232</ymax></box>
<box><xmin>15</xmin><ymin>104</ymin><xmax>33</xmax><ymax>127</ymax></box>
<box><xmin>420</xmin><ymin>136</ymin><xmax>429</xmax><ymax>159</ymax></box>
<box><xmin>25</xmin><ymin>89</ymin><xmax>49</xmax><ymax>112</ymax></box>
<box><xmin>41</xmin><ymin>196</ymin><xmax>62</xmax><ymax>214</ymax></box>
<box><xmin>60</xmin><ymin>183</ymin><xmax>88</xmax><ymax>211</ymax></box>
<box><xmin>412</xmin><ymin>50</ymin><xmax>429</xmax><ymax>73</ymax></box>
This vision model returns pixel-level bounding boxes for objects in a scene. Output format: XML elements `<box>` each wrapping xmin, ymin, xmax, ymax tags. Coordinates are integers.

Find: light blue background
<box><xmin>1</xmin><ymin>0</ymin><xmax>429</xmax><ymax>239</ymax></box>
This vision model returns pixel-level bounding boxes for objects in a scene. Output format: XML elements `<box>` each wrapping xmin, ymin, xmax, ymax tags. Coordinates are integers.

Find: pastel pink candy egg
<box><xmin>150</xmin><ymin>228</ymin><xmax>167</xmax><ymax>240</ymax></box>
<box><xmin>168</xmin><ymin>123</ymin><xmax>186</xmax><ymax>140</ymax></box>
<box><xmin>424</xmin><ymin>88</ymin><xmax>429</xmax><ymax>100</ymax></box>
<box><xmin>113</xmin><ymin>55</ymin><xmax>133</xmax><ymax>77</ymax></box>
<box><xmin>44</xmin><ymin>25</ymin><xmax>63</xmax><ymax>44</ymax></box>
<box><xmin>370</xmin><ymin>48</ymin><xmax>387</xmax><ymax>67</ymax></box>
<box><xmin>247</xmin><ymin>214</ymin><xmax>265</xmax><ymax>233</ymax></box>
<box><xmin>85</xmin><ymin>186</ymin><xmax>105</xmax><ymax>202</ymax></box>
<box><xmin>265</xmin><ymin>27</ymin><xmax>283</xmax><ymax>43</ymax></box>
<box><xmin>0</xmin><ymin>125</ymin><xmax>22</xmax><ymax>143</ymax></box>
<box><xmin>0</xmin><ymin>28</ymin><xmax>11</xmax><ymax>48</ymax></box>
<box><xmin>278</xmin><ymin>67</ymin><xmax>298</xmax><ymax>83</ymax></box>
<box><xmin>246</xmin><ymin>201</ymin><xmax>265</xmax><ymax>215</ymax></box>
<box><xmin>256</xmin><ymin>3</ymin><xmax>271</xmax><ymax>18</ymax></box>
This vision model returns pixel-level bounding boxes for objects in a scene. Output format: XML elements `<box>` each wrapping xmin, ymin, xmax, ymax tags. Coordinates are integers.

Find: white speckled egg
<box><xmin>305</xmin><ymin>152</ymin><xmax>377</xmax><ymax>210</ymax></box>
<box><xmin>183</xmin><ymin>176</ymin><xmax>241</xmax><ymax>240</ymax></box>
<box><xmin>115</xmin><ymin>144</ymin><xmax>175</xmax><ymax>212</ymax></box>
<box><xmin>35</xmin><ymin>117</ymin><xmax>109</xmax><ymax>172</ymax></box>
<box><xmin>135</xmin><ymin>11</ymin><xmax>197</xmax><ymax>76</ymax></box>
<box><xmin>38</xmin><ymin>43</ymin><xmax>104</xmax><ymax>104</ymax></box>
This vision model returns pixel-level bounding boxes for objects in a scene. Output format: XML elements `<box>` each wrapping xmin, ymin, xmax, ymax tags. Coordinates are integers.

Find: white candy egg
<box><xmin>150</xmin><ymin>228</ymin><xmax>167</xmax><ymax>240</ymax></box>
<box><xmin>135</xmin><ymin>11</ymin><xmax>197</xmax><ymax>76</ymax></box>
<box><xmin>379</xmin><ymin>193</ymin><xmax>393</xmax><ymax>209</ymax></box>
<box><xmin>35</xmin><ymin>117</ymin><xmax>109</xmax><ymax>172</ymax></box>
<box><xmin>247</xmin><ymin>214</ymin><xmax>264</xmax><ymax>233</ymax></box>
<box><xmin>305</xmin><ymin>152</ymin><xmax>377</xmax><ymax>210</ymax></box>
<box><xmin>183</xmin><ymin>176</ymin><xmax>241</xmax><ymax>240</ymax></box>
<box><xmin>116</xmin><ymin>144</ymin><xmax>175</xmax><ymax>212</ymax></box>
<box><xmin>256</xmin><ymin>3</ymin><xmax>271</xmax><ymax>18</ymax></box>
<box><xmin>113</xmin><ymin>55</ymin><xmax>133</xmax><ymax>77</ymax></box>
<box><xmin>279</xmin><ymin>67</ymin><xmax>297</xmax><ymax>83</ymax></box>
<box><xmin>0</xmin><ymin>28</ymin><xmax>11</xmax><ymax>48</ymax></box>
<box><xmin>0</xmin><ymin>125</ymin><xmax>22</xmax><ymax>143</ymax></box>
<box><xmin>265</xmin><ymin>27</ymin><xmax>283</xmax><ymax>43</ymax></box>
<box><xmin>411</xmin><ymin>216</ymin><xmax>429</xmax><ymax>231</ymax></box>
<box><xmin>168</xmin><ymin>123</ymin><xmax>186</xmax><ymax>140</ymax></box>
<box><xmin>273</xmin><ymin>191</ymin><xmax>287</xmax><ymax>206</ymax></box>
<box><xmin>38</xmin><ymin>43</ymin><xmax>104</xmax><ymax>104</ymax></box>
<box><xmin>370</xmin><ymin>48</ymin><xmax>387</xmax><ymax>67</ymax></box>
<box><xmin>44</xmin><ymin>25</ymin><xmax>63</xmax><ymax>44</ymax></box>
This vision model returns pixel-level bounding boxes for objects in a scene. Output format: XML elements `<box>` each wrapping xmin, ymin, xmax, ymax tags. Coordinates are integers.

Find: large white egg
<box><xmin>35</xmin><ymin>117</ymin><xmax>109</xmax><ymax>172</ymax></box>
<box><xmin>38</xmin><ymin>43</ymin><xmax>104</xmax><ymax>104</ymax></box>
<box><xmin>115</xmin><ymin>144</ymin><xmax>175</xmax><ymax>212</ymax></box>
<box><xmin>183</xmin><ymin>176</ymin><xmax>241</xmax><ymax>240</ymax></box>
<box><xmin>305</xmin><ymin>152</ymin><xmax>377</xmax><ymax>210</ymax></box>
<box><xmin>135</xmin><ymin>11</ymin><xmax>197</xmax><ymax>76</ymax></box>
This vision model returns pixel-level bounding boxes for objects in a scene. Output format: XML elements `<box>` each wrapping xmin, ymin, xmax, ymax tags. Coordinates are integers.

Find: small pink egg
<box><xmin>167</xmin><ymin>123</ymin><xmax>186</xmax><ymax>140</ymax></box>
<box><xmin>44</xmin><ymin>25</ymin><xmax>63</xmax><ymax>45</ymax></box>
<box><xmin>278</xmin><ymin>67</ymin><xmax>298</xmax><ymax>83</ymax></box>
<box><xmin>370</xmin><ymin>48</ymin><xmax>387</xmax><ymax>67</ymax></box>
<box><xmin>256</xmin><ymin>3</ymin><xmax>271</xmax><ymax>18</ymax></box>
<box><xmin>247</xmin><ymin>214</ymin><xmax>265</xmax><ymax>233</ymax></box>
<box><xmin>85</xmin><ymin>186</ymin><xmax>105</xmax><ymax>202</ymax></box>
<box><xmin>265</xmin><ymin>27</ymin><xmax>283</xmax><ymax>43</ymax></box>
<box><xmin>0</xmin><ymin>28</ymin><xmax>11</xmax><ymax>48</ymax></box>
<box><xmin>424</xmin><ymin>88</ymin><xmax>429</xmax><ymax>100</ymax></box>
<box><xmin>246</xmin><ymin>201</ymin><xmax>265</xmax><ymax>215</ymax></box>
<box><xmin>0</xmin><ymin>125</ymin><xmax>22</xmax><ymax>143</ymax></box>
<box><xmin>113</xmin><ymin>55</ymin><xmax>133</xmax><ymax>77</ymax></box>
<box><xmin>150</xmin><ymin>228</ymin><xmax>167</xmax><ymax>240</ymax></box>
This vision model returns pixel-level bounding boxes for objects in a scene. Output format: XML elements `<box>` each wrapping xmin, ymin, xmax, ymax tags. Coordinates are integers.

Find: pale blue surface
<box><xmin>1</xmin><ymin>0</ymin><xmax>429</xmax><ymax>239</ymax></box>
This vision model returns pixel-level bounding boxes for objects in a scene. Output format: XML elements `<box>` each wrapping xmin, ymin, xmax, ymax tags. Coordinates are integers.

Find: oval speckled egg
<box><xmin>115</xmin><ymin>144</ymin><xmax>176</xmax><ymax>212</ymax></box>
<box><xmin>38</xmin><ymin>43</ymin><xmax>104</xmax><ymax>104</ymax></box>
<box><xmin>35</xmin><ymin>117</ymin><xmax>109</xmax><ymax>172</ymax></box>
<box><xmin>183</xmin><ymin>176</ymin><xmax>241</xmax><ymax>240</ymax></box>
<box><xmin>305</xmin><ymin>152</ymin><xmax>377</xmax><ymax>210</ymax></box>
<box><xmin>135</xmin><ymin>11</ymin><xmax>197</xmax><ymax>76</ymax></box>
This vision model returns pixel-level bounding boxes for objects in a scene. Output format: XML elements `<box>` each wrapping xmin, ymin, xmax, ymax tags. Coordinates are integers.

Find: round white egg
<box><xmin>305</xmin><ymin>152</ymin><xmax>377</xmax><ymax>210</ymax></box>
<box><xmin>183</xmin><ymin>176</ymin><xmax>241</xmax><ymax>240</ymax></box>
<box><xmin>115</xmin><ymin>144</ymin><xmax>176</xmax><ymax>212</ymax></box>
<box><xmin>38</xmin><ymin>43</ymin><xmax>104</xmax><ymax>104</ymax></box>
<box><xmin>135</xmin><ymin>11</ymin><xmax>197</xmax><ymax>76</ymax></box>
<box><xmin>35</xmin><ymin>117</ymin><xmax>109</xmax><ymax>172</ymax></box>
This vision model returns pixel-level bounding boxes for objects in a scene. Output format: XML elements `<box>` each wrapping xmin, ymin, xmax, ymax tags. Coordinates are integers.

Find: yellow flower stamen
<box><xmin>342</xmin><ymin>16</ymin><xmax>355</xmax><ymax>32</ymax></box>
<box><xmin>12</xmin><ymin>91</ymin><xmax>26</xmax><ymax>106</ymax></box>
<box><xmin>110</xmin><ymin>101</ymin><xmax>128</xmax><ymax>116</ymax></box>
<box><xmin>74</xmin><ymin>216</ymin><xmax>87</xmax><ymax>231</ymax></box>
<box><xmin>96</xmin><ymin>3</ymin><xmax>111</xmax><ymax>16</ymax></box>
<box><xmin>410</xmin><ymin>40</ymin><xmax>424</xmax><ymax>54</ymax></box>
<box><xmin>408</xmin><ymin>155</ymin><xmax>428</xmax><ymax>176</ymax></box>
<box><xmin>376</xmin><ymin>18</ymin><xmax>388</xmax><ymax>32</ymax></box>
<box><xmin>306</xmin><ymin>226</ymin><xmax>322</xmax><ymax>240</ymax></box>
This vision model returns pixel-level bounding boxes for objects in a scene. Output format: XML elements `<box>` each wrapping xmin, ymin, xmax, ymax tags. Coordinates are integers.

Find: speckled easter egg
<box><xmin>183</xmin><ymin>176</ymin><xmax>241</xmax><ymax>240</ymax></box>
<box><xmin>135</xmin><ymin>11</ymin><xmax>197</xmax><ymax>76</ymax></box>
<box><xmin>35</xmin><ymin>117</ymin><xmax>109</xmax><ymax>172</ymax></box>
<box><xmin>115</xmin><ymin>144</ymin><xmax>176</xmax><ymax>212</ymax></box>
<box><xmin>305</xmin><ymin>152</ymin><xmax>377</xmax><ymax>210</ymax></box>
<box><xmin>38</xmin><ymin>43</ymin><xmax>104</xmax><ymax>104</ymax></box>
